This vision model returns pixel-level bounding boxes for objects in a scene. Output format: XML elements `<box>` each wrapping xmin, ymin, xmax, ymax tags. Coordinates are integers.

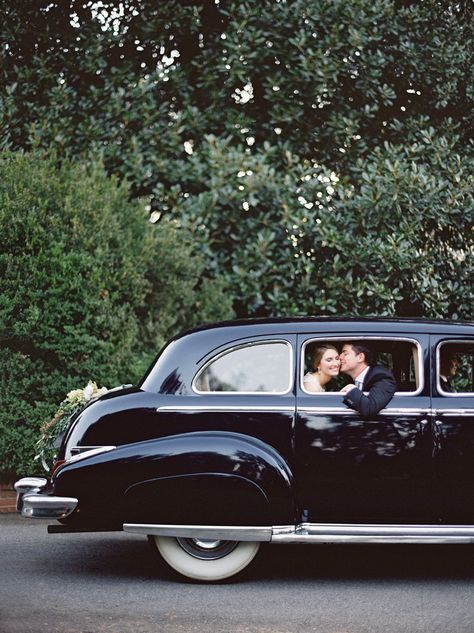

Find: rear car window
<box><xmin>437</xmin><ymin>341</ymin><xmax>474</xmax><ymax>395</ymax></box>
<box><xmin>193</xmin><ymin>341</ymin><xmax>292</xmax><ymax>394</ymax></box>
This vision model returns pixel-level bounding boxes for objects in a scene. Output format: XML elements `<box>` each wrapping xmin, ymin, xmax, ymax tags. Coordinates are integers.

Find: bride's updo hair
<box><xmin>310</xmin><ymin>344</ymin><xmax>339</xmax><ymax>371</ymax></box>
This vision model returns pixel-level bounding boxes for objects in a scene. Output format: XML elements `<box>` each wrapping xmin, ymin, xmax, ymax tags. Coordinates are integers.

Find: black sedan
<box><xmin>15</xmin><ymin>317</ymin><xmax>474</xmax><ymax>581</ymax></box>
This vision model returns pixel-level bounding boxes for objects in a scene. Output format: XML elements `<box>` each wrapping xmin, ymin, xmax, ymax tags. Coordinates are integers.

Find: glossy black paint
<box><xmin>55</xmin><ymin>431</ymin><xmax>294</xmax><ymax>528</ymax></box>
<box><xmin>430</xmin><ymin>334</ymin><xmax>474</xmax><ymax>523</ymax></box>
<box><xmin>51</xmin><ymin>317</ymin><xmax>474</xmax><ymax>531</ymax></box>
<box><xmin>295</xmin><ymin>331</ymin><xmax>432</xmax><ymax>523</ymax></box>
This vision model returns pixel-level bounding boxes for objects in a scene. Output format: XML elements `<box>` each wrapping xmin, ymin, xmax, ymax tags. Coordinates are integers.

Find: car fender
<box><xmin>54</xmin><ymin>431</ymin><xmax>296</xmax><ymax>526</ymax></box>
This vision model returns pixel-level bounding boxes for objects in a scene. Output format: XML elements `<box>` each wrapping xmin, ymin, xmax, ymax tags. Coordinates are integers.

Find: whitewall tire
<box><xmin>151</xmin><ymin>535</ymin><xmax>260</xmax><ymax>581</ymax></box>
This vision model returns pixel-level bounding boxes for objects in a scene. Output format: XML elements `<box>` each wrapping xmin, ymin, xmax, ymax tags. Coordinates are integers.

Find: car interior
<box><xmin>437</xmin><ymin>341</ymin><xmax>474</xmax><ymax>394</ymax></box>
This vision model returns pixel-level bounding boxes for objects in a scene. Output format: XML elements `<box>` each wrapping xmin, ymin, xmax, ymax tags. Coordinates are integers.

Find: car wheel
<box><xmin>150</xmin><ymin>535</ymin><xmax>260</xmax><ymax>581</ymax></box>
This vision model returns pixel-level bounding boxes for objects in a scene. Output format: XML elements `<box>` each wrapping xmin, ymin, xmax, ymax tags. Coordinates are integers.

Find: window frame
<box><xmin>192</xmin><ymin>339</ymin><xmax>294</xmax><ymax>396</ymax></box>
<box><xmin>436</xmin><ymin>339</ymin><xmax>474</xmax><ymax>397</ymax></box>
<box><xmin>300</xmin><ymin>336</ymin><xmax>423</xmax><ymax>396</ymax></box>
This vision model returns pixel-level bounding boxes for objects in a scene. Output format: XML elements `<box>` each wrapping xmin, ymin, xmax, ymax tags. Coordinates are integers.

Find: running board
<box><xmin>123</xmin><ymin>522</ymin><xmax>474</xmax><ymax>545</ymax></box>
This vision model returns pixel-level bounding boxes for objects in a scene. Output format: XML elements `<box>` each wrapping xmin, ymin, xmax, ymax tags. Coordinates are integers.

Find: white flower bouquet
<box><xmin>36</xmin><ymin>381</ymin><xmax>108</xmax><ymax>471</ymax></box>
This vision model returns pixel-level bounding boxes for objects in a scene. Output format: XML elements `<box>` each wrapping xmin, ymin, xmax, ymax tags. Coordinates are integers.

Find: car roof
<box><xmin>176</xmin><ymin>316</ymin><xmax>474</xmax><ymax>339</ymax></box>
<box><xmin>141</xmin><ymin>316</ymin><xmax>474</xmax><ymax>392</ymax></box>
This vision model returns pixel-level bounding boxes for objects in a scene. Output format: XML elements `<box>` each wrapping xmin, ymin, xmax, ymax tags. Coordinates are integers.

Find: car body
<box><xmin>15</xmin><ymin>317</ymin><xmax>474</xmax><ymax>580</ymax></box>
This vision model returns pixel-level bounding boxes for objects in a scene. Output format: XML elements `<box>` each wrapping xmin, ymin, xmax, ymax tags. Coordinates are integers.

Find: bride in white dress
<box><xmin>303</xmin><ymin>344</ymin><xmax>340</xmax><ymax>392</ymax></box>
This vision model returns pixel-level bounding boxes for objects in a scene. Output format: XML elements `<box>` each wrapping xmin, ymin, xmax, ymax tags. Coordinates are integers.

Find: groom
<box><xmin>339</xmin><ymin>342</ymin><xmax>397</xmax><ymax>417</ymax></box>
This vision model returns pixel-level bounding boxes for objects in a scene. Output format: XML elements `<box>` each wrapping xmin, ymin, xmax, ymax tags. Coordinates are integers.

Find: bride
<box><xmin>303</xmin><ymin>344</ymin><xmax>340</xmax><ymax>392</ymax></box>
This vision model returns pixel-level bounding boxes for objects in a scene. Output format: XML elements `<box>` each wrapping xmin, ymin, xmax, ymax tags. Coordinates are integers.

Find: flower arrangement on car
<box><xmin>35</xmin><ymin>381</ymin><xmax>108</xmax><ymax>471</ymax></box>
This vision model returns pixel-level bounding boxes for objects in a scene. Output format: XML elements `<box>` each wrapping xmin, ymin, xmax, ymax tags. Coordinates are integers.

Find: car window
<box><xmin>437</xmin><ymin>341</ymin><xmax>474</xmax><ymax>395</ymax></box>
<box><xmin>193</xmin><ymin>341</ymin><xmax>292</xmax><ymax>394</ymax></box>
<box><xmin>302</xmin><ymin>337</ymin><xmax>421</xmax><ymax>394</ymax></box>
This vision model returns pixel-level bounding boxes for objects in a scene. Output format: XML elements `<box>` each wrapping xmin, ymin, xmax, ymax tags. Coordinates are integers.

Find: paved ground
<box><xmin>1</xmin><ymin>513</ymin><xmax>473</xmax><ymax>633</ymax></box>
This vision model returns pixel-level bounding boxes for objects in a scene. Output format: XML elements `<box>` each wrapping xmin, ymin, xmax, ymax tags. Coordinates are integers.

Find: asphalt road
<box><xmin>1</xmin><ymin>513</ymin><xmax>473</xmax><ymax>633</ymax></box>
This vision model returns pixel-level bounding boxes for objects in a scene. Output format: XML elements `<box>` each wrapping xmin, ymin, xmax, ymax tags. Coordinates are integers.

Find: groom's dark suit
<box><xmin>439</xmin><ymin>376</ymin><xmax>453</xmax><ymax>393</ymax></box>
<box><xmin>342</xmin><ymin>365</ymin><xmax>397</xmax><ymax>417</ymax></box>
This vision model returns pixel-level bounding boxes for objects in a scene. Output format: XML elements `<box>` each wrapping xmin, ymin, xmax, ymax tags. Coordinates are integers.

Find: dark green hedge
<box><xmin>0</xmin><ymin>151</ymin><xmax>233</xmax><ymax>479</ymax></box>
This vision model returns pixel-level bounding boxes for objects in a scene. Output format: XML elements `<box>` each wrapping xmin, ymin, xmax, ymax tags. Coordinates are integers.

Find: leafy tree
<box><xmin>0</xmin><ymin>151</ymin><xmax>233</xmax><ymax>478</ymax></box>
<box><xmin>173</xmin><ymin>124</ymin><xmax>473</xmax><ymax>318</ymax></box>
<box><xmin>0</xmin><ymin>0</ymin><xmax>473</xmax><ymax>320</ymax></box>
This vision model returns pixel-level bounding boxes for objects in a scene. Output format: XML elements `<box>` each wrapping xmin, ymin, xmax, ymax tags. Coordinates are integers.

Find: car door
<box><xmin>295</xmin><ymin>333</ymin><xmax>434</xmax><ymax>524</ymax></box>
<box><xmin>155</xmin><ymin>335</ymin><xmax>297</xmax><ymax>464</ymax></box>
<box><xmin>431</xmin><ymin>336</ymin><xmax>474</xmax><ymax>524</ymax></box>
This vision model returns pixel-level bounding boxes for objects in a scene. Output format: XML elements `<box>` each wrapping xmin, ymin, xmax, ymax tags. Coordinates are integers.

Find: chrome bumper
<box><xmin>14</xmin><ymin>477</ymin><xmax>78</xmax><ymax>519</ymax></box>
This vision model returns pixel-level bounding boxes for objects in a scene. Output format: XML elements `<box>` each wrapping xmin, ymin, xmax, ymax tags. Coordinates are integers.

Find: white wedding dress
<box><xmin>303</xmin><ymin>372</ymin><xmax>324</xmax><ymax>392</ymax></box>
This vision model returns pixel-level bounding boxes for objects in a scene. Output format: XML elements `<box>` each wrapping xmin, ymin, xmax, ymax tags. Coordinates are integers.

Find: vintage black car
<box><xmin>15</xmin><ymin>317</ymin><xmax>474</xmax><ymax>581</ymax></box>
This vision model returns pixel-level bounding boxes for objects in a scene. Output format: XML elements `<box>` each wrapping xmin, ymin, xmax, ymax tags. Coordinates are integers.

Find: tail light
<box><xmin>51</xmin><ymin>459</ymin><xmax>66</xmax><ymax>477</ymax></box>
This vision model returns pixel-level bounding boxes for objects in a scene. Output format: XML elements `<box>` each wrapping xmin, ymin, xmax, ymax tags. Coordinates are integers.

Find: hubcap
<box><xmin>176</xmin><ymin>537</ymin><xmax>238</xmax><ymax>560</ymax></box>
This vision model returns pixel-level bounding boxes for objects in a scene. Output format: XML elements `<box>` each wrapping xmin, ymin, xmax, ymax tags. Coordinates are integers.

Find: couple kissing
<box><xmin>304</xmin><ymin>342</ymin><xmax>396</xmax><ymax>416</ymax></box>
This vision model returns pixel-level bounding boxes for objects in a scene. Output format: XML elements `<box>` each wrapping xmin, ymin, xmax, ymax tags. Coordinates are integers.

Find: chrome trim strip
<box><xmin>160</xmin><ymin>406</ymin><xmax>467</xmax><ymax>416</ymax></box>
<box><xmin>123</xmin><ymin>524</ymin><xmax>273</xmax><ymax>542</ymax></box>
<box><xmin>380</xmin><ymin>408</ymin><xmax>431</xmax><ymax>416</ymax></box>
<box><xmin>297</xmin><ymin>407</ymin><xmax>431</xmax><ymax>416</ymax></box>
<box><xmin>160</xmin><ymin>405</ymin><xmax>432</xmax><ymax>415</ymax></box>
<box><xmin>271</xmin><ymin>523</ymin><xmax>474</xmax><ymax>544</ymax></box>
<box><xmin>21</xmin><ymin>494</ymin><xmax>78</xmax><ymax>519</ymax></box>
<box><xmin>434</xmin><ymin>409</ymin><xmax>474</xmax><ymax>417</ymax></box>
<box><xmin>298</xmin><ymin>407</ymin><xmax>354</xmax><ymax>415</ymax></box>
<box><xmin>68</xmin><ymin>445</ymin><xmax>116</xmax><ymax>463</ymax></box>
<box><xmin>157</xmin><ymin>405</ymin><xmax>294</xmax><ymax>413</ymax></box>
<box><xmin>70</xmin><ymin>445</ymin><xmax>115</xmax><ymax>456</ymax></box>
<box><xmin>123</xmin><ymin>522</ymin><xmax>474</xmax><ymax>545</ymax></box>
<box><xmin>300</xmin><ymin>336</ymin><xmax>424</xmax><ymax>396</ymax></box>
<box><xmin>192</xmin><ymin>339</ymin><xmax>294</xmax><ymax>396</ymax></box>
